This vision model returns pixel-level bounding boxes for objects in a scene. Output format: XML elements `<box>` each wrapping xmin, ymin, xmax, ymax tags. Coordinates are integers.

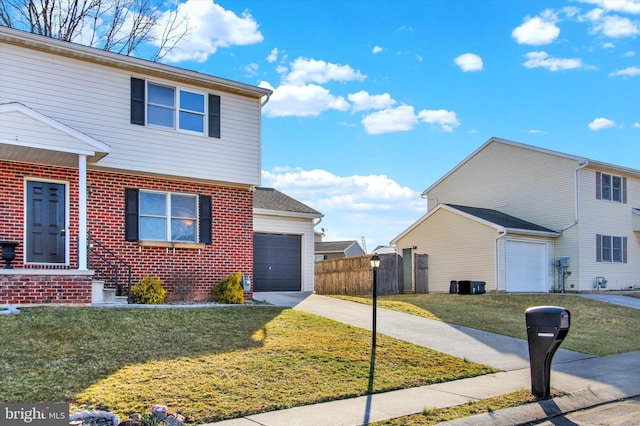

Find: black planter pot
<box><xmin>0</xmin><ymin>241</ymin><xmax>19</xmax><ymax>269</ymax></box>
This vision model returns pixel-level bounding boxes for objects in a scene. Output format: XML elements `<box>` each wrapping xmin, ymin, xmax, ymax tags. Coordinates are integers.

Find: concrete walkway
<box><xmin>206</xmin><ymin>293</ymin><xmax>640</xmax><ymax>426</ymax></box>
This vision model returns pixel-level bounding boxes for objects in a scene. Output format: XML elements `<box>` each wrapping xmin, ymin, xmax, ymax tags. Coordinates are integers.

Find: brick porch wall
<box><xmin>0</xmin><ymin>272</ymin><xmax>93</xmax><ymax>304</ymax></box>
<box><xmin>0</xmin><ymin>160</ymin><xmax>254</xmax><ymax>304</ymax></box>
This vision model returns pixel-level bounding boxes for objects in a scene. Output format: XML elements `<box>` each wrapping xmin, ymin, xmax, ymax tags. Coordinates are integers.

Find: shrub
<box><xmin>130</xmin><ymin>276</ymin><xmax>167</xmax><ymax>304</ymax></box>
<box><xmin>168</xmin><ymin>270</ymin><xmax>198</xmax><ymax>301</ymax></box>
<box><xmin>212</xmin><ymin>272</ymin><xmax>244</xmax><ymax>304</ymax></box>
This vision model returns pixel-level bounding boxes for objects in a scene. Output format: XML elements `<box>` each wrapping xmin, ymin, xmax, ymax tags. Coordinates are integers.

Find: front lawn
<box><xmin>339</xmin><ymin>293</ymin><xmax>640</xmax><ymax>356</ymax></box>
<box><xmin>0</xmin><ymin>306</ymin><xmax>495</xmax><ymax>423</ymax></box>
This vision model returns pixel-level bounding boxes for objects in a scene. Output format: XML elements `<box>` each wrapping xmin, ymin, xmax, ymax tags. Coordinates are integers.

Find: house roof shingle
<box><xmin>253</xmin><ymin>187</ymin><xmax>322</xmax><ymax>216</ymax></box>
<box><xmin>315</xmin><ymin>241</ymin><xmax>359</xmax><ymax>253</ymax></box>
<box><xmin>447</xmin><ymin>204</ymin><xmax>558</xmax><ymax>234</ymax></box>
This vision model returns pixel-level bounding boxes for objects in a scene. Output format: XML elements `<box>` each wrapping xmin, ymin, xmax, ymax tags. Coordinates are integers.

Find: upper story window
<box><xmin>596</xmin><ymin>234</ymin><xmax>628</xmax><ymax>263</ymax></box>
<box><xmin>131</xmin><ymin>77</ymin><xmax>220</xmax><ymax>138</ymax></box>
<box><xmin>596</xmin><ymin>172</ymin><xmax>627</xmax><ymax>203</ymax></box>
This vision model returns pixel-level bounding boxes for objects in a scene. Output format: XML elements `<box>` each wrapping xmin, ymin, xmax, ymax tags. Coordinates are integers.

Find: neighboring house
<box><xmin>253</xmin><ymin>187</ymin><xmax>323</xmax><ymax>292</ymax></box>
<box><xmin>315</xmin><ymin>240</ymin><xmax>365</xmax><ymax>261</ymax></box>
<box><xmin>392</xmin><ymin>137</ymin><xmax>640</xmax><ymax>294</ymax></box>
<box><xmin>0</xmin><ymin>26</ymin><xmax>272</xmax><ymax>304</ymax></box>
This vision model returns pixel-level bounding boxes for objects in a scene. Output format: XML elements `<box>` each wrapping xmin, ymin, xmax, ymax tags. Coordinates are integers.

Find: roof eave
<box><xmin>253</xmin><ymin>207</ymin><xmax>323</xmax><ymax>219</ymax></box>
<box><xmin>0</xmin><ymin>26</ymin><xmax>272</xmax><ymax>100</ymax></box>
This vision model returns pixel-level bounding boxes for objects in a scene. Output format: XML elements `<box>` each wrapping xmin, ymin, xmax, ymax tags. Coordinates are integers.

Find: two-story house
<box><xmin>0</xmin><ymin>26</ymin><xmax>275</xmax><ymax>304</ymax></box>
<box><xmin>392</xmin><ymin>137</ymin><xmax>639</xmax><ymax>293</ymax></box>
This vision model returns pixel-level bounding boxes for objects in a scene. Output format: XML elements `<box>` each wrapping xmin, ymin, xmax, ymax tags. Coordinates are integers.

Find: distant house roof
<box><xmin>446</xmin><ymin>204</ymin><xmax>558</xmax><ymax>234</ymax></box>
<box><xmin>315</xmin><ymin>241</ymin><xmax>361</xmax><ymax>254</ymax></box>
<box><xmin>253</xmin><ymin>187</ymin><xmax>322</xmax><ymax>218</ymax></box>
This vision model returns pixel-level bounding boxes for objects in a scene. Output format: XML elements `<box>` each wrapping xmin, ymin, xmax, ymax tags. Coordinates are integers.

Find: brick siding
<box><xmin>0</xmin><ymin>160</ymin><xmax>254</xmax><ymax>303</ymax></box>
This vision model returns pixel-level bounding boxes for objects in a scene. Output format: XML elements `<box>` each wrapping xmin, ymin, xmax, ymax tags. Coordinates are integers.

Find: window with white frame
<box><xmin>146</xmin><ymin>83</ymin><xmax>205</xmax><ymax>134</ymax></box>
<box><xmin>596</xmin><ymin>234</ymin><xmax>627</xmax><ymax>263</ymax></box>
<box><xmin>596</xmin><ymin>172</ymin><xmax>626</xmax><ymax>203</ymax></box>
<box><xmin>139</xmin><ymin>191</ymin><xmax>198</xmax><ymax>242</ymax></box>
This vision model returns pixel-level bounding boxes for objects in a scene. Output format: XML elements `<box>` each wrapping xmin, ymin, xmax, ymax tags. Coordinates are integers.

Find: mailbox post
<box><xmin>525</xmin><ymin>306</ymin><xmax>571</xmax><ymax>399</ymax></box>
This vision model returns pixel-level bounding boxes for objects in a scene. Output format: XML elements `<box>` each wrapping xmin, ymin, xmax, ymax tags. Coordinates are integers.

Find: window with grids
<box><xmin>596</xmin><ymin>172</ymin><xmax>626</xmax><ymax>203</ymax></box>
<box><xmin>596</xmin><ymin>234</ymin><xmax>627</xmax><ymax>263</ymax></box>
<box><xmin>139</xmin><ymin>191</ymin><xmax>198</xmax><ymax>242</ymax></box>
<box><xmin>147</xmin><ymin>83</ymin><xmax>205</xmax><ymax>134</ymax></box>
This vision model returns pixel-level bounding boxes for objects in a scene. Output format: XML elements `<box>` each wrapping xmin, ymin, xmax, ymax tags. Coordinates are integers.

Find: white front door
<box><xmin>505</xmin><ymin>240</ymin><xmax>547</xmax><ymax>293</ymax></box>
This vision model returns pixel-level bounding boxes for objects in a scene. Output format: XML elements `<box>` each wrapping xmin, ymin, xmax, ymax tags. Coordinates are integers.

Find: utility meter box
<box><xmin>558</xmin><ymin>256</ymin><xmax>570</xmax><ymax>267</ymax></box>
<box><xmin>525</xmin><ymin>306</ymin><xmax>571</xmax><ymax>399</ymax></box>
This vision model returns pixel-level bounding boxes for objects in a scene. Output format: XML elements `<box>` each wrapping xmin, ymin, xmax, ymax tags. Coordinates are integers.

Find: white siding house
<box><xmin>392</xmin><ymin>138</ymin><xmax>640</xmax><ymax>293</ymax></box>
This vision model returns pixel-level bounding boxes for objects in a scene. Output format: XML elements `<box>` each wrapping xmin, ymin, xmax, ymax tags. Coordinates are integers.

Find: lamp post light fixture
<box><xmin>368</xmin><ymin>253</ymin><xmax>381</xmax><ymax>394</ymax></box>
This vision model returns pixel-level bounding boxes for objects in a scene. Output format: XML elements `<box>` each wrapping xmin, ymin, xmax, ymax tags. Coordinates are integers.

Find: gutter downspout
<box><xmin>561</xmin><ymin>160</ymin><xmax>589</xmax><ymax>232</ymax></box>
<box><xmin>494</xmin><ymin>229</ymin><xmax>507</xmax><ymax>291</ymax></box>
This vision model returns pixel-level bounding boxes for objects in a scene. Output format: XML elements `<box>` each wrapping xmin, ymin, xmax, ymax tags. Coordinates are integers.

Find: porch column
<box><xmin>78</xmin><ymin>154</ymin><xmax>88</xmax><ymax>270</ymax></box>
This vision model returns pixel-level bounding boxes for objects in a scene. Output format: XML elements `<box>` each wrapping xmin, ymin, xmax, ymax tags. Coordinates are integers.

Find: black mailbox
<box><xmin>525</xmin><ymin>306</ymin><xmax>570</xmax><ymax>399</ymax></box>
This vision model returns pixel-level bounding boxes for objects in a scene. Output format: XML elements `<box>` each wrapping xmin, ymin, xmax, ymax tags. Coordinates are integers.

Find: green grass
<box><xmin>0</xmin><ymin>306</ymin><xmax>496</xmax><ymax>423</ymax></box>
<box><xmin>374</xmin><ymin>388</ymin><xmax>557</xmax><ymax>425</ymax></box>
<box><xmin>337</xmin><ymin>293</ymin><xmax>640</xmax><ymax>356</ymax></box>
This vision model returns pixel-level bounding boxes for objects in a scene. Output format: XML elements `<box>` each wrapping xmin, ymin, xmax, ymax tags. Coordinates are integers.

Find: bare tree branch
<box><xmin>0</xmin><ymin>0</ymin><xmax>189</xmax><ymax>61</ymax></box>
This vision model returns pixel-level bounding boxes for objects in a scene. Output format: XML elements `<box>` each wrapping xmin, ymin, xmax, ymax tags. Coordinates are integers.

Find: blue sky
<box><xmin>160</xmin><ymin>0</ymin><xmax>640</xmax><ymax>251</ymax></box>
<box><xmin>16</xmin><ymin>0</ymin><xmax>639</xmax><ymax>251</ymax></box>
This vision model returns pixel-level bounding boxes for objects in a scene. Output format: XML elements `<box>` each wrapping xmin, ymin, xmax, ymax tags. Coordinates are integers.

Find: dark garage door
<box><xmin>253</xmin><ymin>233</ymin><xmax>301</xmax><ymax>292</ymax></box>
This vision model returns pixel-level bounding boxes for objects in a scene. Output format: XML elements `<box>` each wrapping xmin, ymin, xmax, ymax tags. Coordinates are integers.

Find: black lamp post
<box><xmin>367</xmin><ymin>253</ymin><xmax>381</xmax><ymax>394</ymax></box>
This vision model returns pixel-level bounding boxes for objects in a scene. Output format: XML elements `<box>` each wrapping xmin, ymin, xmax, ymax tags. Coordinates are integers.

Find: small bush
<box><xmin>212</xmin><ymin>272</ymin><xmax>244</xmax><ymax>304</ymax></box>
<box><xmin>130</xmin><ymin>276</ymin><xmax>167</xmax><ymax>304</ymax></box>
<box><xmin>169</xmin><ymin>270</ymin><xmax>198</xmax><ymax>301</ymax></box>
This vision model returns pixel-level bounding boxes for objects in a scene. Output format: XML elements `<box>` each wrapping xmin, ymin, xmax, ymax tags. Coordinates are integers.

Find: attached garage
<box><xmin>505</xmin><ymin>240</ymin><xmax>548</xmax><ymax>293</ymax></box>
<box><xmin>253</xmin><ymin>187</ymin><xmax>323</xmax><ymax>293</ymax></box>
<box><xmin>253</xmin><ymin>233</ymin><xmax>302</xmax><ymax>291</ymax></box>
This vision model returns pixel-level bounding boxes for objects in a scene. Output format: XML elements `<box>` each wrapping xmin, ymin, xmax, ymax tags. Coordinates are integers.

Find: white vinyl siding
<box><xmin>427</xmin><ymin>142</ymin><xmax>577</xmax><ymax>232</ymax></box>
<box><xmin>395</xmin><ymin>208</ymin><xmax>496</xmax><ymax>293</ymax></box>
<box><xmin>0</xmin><ymin>43</ymin><xmax>262</xmax><ymax>186</ymax></box>
<box><xmin>253</xmin><ymin>214</ymin><xmax>317</xmax><ymax>292</ymax></box>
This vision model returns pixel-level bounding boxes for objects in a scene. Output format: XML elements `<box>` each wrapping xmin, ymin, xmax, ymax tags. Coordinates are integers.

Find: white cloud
<box><xmin>609</xmin><ymin>66</ymin><xmax>640</xmax><ymax>77</ymax></box>
<box><xmin>588</xmin><ymin>117</ymin><xmax>617</xmax><ymax>130</ymax></box>
<box><xmin>523</xmin><ymin>51</ymin><xmax>583</xmax><ymax>71</ymax></box>
<box><xmin>372</xmin><ymin>46</ymin><xmax>383</xmax><ymax>54</ymax></box>
<box><xmin>634</xmin><ymin>122</ymin><xmax>640</xmax><ymax>128</ymax></box>
<box><xmin>158</xmin><ymin>0</ymin><xmax>263</xmax><ymax>63</ymax></box>
<box><xmin>512</xmin><ymin>10</ymin><xmax>561</xmax><ymax>45</ymax></box>
<box><xmin>418</xmin><ymin>109</ymin><xmax>461</xmax><ymax>132</ymax></box>
<box><xmin>623</xmin><ymin>50</ymin><xmax>636</xmax><ymax>57</ymax></box>
<box><xmin>454</xmin><ymin>53</ymin><xmax>484</xmax><ymax>72</ymax></box>
<box><xmin>528</xmin><ymin>129</ymin><xmax>546</xmax><ymax>134</ymax></box>
<box><xmin>602</xmin><ymin>41</ymin><xmax>616</xmax><ymax>49</ymax></box>
<box><xmin>259</xmin><ymin>81</ymin><xmax>349</xmax><ymax>117</ymax></box>
<box><xmin>592</xmin><ymin>15</ymin><xmax>639</xmax><ymax>37</ymax></box>
<box><xmin>348</xmin><ymin>91</ymin><xmax>396</xmax><ymax>112</ymax></box>
<box><xmin>362</xmin><ymin>105</ymin><xmax>419</xmax><ymax>134</ymax></box>
<box><xmin>261</xmin><ymin>168</ymin><xmax>424</xmax><ymax>250</ymax></box>
<box><xmin>244</xmin><ymin>62</ymin><xmax>259</xmax><ymax>76</ymax></box>
<box><xmin>283</xmin><ymin>58</ymin><xmax>366</xmax><ymax>85</ymax></box>
<box><xmin>578</xmin><ymin>0</ymin><xmax>640</xmax><ymax>14</ymax></box>
<box><xmin>267</xmin><ymin>48</ymin><xmax>279</xmax><ymax>63</ymax></box>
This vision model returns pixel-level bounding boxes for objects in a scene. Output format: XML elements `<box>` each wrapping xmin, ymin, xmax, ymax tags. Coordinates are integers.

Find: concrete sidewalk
<box><xmin>207</xmin><ymin>294</ymin><xmax>640</xmax><ymax>425</ymax></box>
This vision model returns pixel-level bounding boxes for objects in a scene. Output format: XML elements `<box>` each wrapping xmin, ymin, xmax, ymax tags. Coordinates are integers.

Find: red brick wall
<box><xmin>1</xmin><ymin>160</ymin><xmax>254</xmax><ymax>303</ymax></box>
<box><xmin>0</xmin><ymin>274</ymin><xmax>92</xmax><ymax>304</ymax></box>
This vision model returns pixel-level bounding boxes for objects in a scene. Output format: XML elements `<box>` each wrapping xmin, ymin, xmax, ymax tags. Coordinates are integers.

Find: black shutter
<box><xmin>208</xmin><ymin>94</ymin><xmax>221</xmax><ymax>138</ymax></box>
<box><xmin>623</xmin><ymin>237</ymin><xmax>627</xmax><ymax>263</ymax></box>
<box><xmin>622</xmin><ymin>177</ymin><xmax>627</xmax><ymax>204</ymax></box>
<box><xmin>199</xmin><ymin>194</ymin><xmax>212</xmax><ymax>244</ymax></box>
<box><xmin>131</xmin><ymin>77</ymin><xmax>145</xmax><ymax>125</ymax></box>
<box><xmin>125</xmin><ymin>188</ymin><xmax>139</xmax><ymax>241</ymax></box>
<box><xmin>595</xmin><ymin>171</ymin><xmax>601</xmax><ymax>200</ymax></box>
<box><xmin>596</xmin><ymin>234</ymin><xmax>602</xmax><ymax>262</ymax></box>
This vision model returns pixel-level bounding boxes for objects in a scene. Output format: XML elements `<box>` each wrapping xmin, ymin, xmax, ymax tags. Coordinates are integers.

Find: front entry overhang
<box><xmin>0</xmin><ymin>102</ymin><xmax>111</xmax><ymax>270</ymax></box>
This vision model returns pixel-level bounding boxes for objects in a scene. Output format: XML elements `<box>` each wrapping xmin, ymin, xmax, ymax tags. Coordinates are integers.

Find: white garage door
<box><xmin>505</xmin><ymin>240</ymin><xmax>547</xmax><ymax>293</ymax></box>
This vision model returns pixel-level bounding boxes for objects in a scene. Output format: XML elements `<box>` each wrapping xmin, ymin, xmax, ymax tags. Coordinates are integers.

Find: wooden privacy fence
<box><xmin>314</xmin><ymin>253</ymin><xmax>402</xmax><ymax>296</ymax></box>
